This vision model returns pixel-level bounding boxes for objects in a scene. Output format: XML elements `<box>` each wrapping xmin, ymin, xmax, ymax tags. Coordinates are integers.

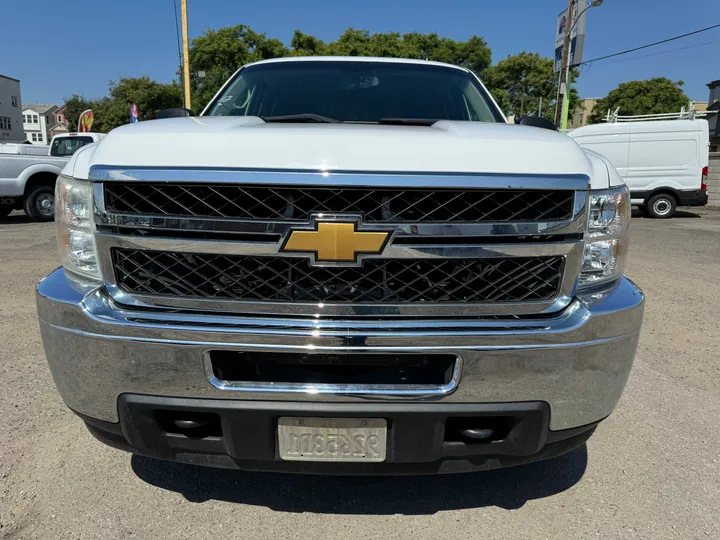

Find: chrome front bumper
<box><xmin>37</xmin><ymin>269</ymin><xmax>644</xmax><ymax>430</ymax></box>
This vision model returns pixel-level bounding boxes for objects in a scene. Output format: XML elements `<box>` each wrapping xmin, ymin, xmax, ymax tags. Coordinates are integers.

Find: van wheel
<box><xmin>646</xmin><ymin>194</ymin><xmax>676</xmax><ymax>219</ymax></box>
<box><xmin>23</xmin><ymin>186</ymin><xmax>55</xmax><ymax>222</ymax></box>
<box><xmin>637</xmin><ymin>205</ymin><xmax>648</xmax><ymax>216</ymax></box>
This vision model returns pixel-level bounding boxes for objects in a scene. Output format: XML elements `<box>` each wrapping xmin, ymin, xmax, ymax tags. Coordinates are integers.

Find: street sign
<box><xmin>554</xmin><ymin>0</ymin><xmax>587</xmax><ymax>73</ymax></box>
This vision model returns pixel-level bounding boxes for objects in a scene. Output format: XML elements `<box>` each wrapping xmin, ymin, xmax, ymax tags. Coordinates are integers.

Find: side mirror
<box><xmin>156</xmin><ymin>108</ymin><xmax>196</xmax><ymax>119</ymax></box>
<box><xmin>517</xmin><ymin>116</ymin><xmax>557</xmax><ymax>131</ymax></box>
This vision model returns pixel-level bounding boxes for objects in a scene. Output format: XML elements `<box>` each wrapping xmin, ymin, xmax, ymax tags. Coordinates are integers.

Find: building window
<box><xmin>11</xmin><ymin>96</ymin><xmax>19</xmax><ymax>107</ymax></box>
<box><xmin>0</xmin><ymin>116</ymin><xmax>12</xmax><ymax>130</ymax></box>
<box><xmin>57</xmin><ymin>114</ymin><xmax>63</xmax><ymax>123</ymax></box>
<box><xmin>33</xmin><ymin>115</ymin><xmax>39</xmax><ymax>123</ymax></box>
<box><xmin>31</xmin><ymin>133</ymin><xmax>37</xmax><ymax>141</ymax></box>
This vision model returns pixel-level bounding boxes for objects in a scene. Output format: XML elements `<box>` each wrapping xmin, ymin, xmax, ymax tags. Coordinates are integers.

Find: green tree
<box><xmin>428</xmin><ymin>35</ymin><xmax>492</xmax><ymax>73</ymax></box>
<box><xmin>321</xmin><ymin>29</ymin><xmax>491</xmax><ymax>73</ymax></box>
<box><xmin>95</xmin><ymin>77</ymin><xmax>182</xmax><ymax>132</ymax></box>
<box><xmin>186</xmin><ymin>25</ymin><xmax>493</xmax><ymax>112</ymax></box>
<box><xmin>188</xmin><ymin>25</ymin><xmax>290</xmax><ymax>110</ymax></box>
<box><xmin>481</xmin><ymin>51</ymin><xmax>579</xmax><ymax>122</ymax></box>
<box><xmin>64</xmin><ymin>78</ymin><xmax>181</xmax><ymax>133</ymax></box>
<box><xmin>590</xmin><ymin>78</ymin><xmax>689</xmax><ymax>123</ymax></box>
<box><xmin>324</xmin><ymin>28</ymin><xmax>374</xmax><ymax>56</ymax></box>
<box><xmin>62</xmin><ymin>95</ymin><xmax>97</xmax><ymax>131</ymax></box>
<box><xmin>290</xmin><ymin>30</ymin><xmax>326</xmax><ymax>56</ymax></box>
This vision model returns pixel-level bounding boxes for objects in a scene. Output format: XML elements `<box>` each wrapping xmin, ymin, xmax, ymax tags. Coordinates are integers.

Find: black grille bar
<box><xmin>112</xmin><ymin>249</ymin><xmax>564</xmax><ymax>304</ymax></box>
<box><xmin>104</xmin><ymin>184</ymin><xmax>575</xmax><ymax>223</ymax></box>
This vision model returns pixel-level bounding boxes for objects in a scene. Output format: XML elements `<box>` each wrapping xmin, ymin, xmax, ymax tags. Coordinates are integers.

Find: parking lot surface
<box><xmin>1</xmin><ymin>209</ymin><xmax>719</xmax><ymax>539</ymax></box>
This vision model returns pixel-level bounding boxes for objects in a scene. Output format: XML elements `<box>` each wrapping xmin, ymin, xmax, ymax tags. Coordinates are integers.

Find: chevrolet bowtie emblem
<box><xmin>282</xmin><ymin>220</ymin><xmax>390</xmax><ymax>264</ymax></box>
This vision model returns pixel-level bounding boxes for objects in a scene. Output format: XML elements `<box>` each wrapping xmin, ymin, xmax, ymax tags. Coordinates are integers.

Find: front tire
<box><xmin>23</xmin><ymin>186</ymin><xmax>55</xmax><ymax>222</ymax></box>
<box><xmin>646</xmin><ymin>194</ymin><xmax>676</xmax><ymax>219</ymax></box>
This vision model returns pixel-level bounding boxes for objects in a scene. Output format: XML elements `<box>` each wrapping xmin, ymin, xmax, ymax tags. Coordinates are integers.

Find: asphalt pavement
<box><xmin>1</xmin><ymin>208</ymin><xmax>719</xmax><ymax>539</ymax></box>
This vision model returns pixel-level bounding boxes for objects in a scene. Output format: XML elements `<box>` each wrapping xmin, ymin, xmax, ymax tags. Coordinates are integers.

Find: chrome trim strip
<box><xmin>90</xmin><ymin>166</ymin><xmax>591</xmax><ymax>191</ymax></box>
<box><xmin>96</xmin><ymin>232</ymin><xmax>580</xmax><ymax>259</ymax></box>
<box><xmin>97</xmin><ymin>214</ymin><xmax>587</xmax><ymax>237</ymax></box>
<box><xmin>81</xmin><ymin>289</ymin><xmax>577</xmax><ymax>333</ymax></box>
<box><xmin>97</xmin><ymin>233</ymin><xmax>282</xmax><ymax>256</ymax></box>
<box><xmin>99</xmin><ymin>288</ymin><xmax>576</xmax><ymax>317</ymax></box>
<box><xmin>202</xmin><ymin>353</ymin><xmax>463</xmax><ymax>397</ymax></box>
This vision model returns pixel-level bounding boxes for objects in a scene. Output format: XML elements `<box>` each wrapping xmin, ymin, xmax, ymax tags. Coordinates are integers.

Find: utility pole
<box><xmin>181</xmin><ymin>0</ymin><xmax>191</xmax><ymax>111</ymax></box>
<box><xmin>555</xmin><ymin>0</ymin><xmax>574</xmax><ymax>127</ymax></box>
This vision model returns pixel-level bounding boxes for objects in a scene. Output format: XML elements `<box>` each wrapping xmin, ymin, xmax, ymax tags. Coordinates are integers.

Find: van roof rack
<box><xmin>604</xmin><ymin>102</ymin><xmax>718</xmax><ymax>123</ymax></box>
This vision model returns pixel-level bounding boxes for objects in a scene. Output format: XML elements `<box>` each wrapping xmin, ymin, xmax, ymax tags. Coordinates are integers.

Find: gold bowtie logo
<box><xmin>282</xmin><ymin>221</ymin><xmax>389</xmax><ymax>262</ymax></box>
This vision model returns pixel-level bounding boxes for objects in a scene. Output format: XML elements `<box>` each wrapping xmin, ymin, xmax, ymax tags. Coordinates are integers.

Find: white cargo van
<box><xmin>569</xmin><ymin>119</ymin><xmax>709</xmax><ymax>218</ymax></box>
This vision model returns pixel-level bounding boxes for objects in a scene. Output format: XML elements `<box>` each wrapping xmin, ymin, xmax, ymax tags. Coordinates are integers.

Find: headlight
<box><xmin>579</xmin><ymin>185</ymin><xmax>630</xmax><ymax>289</ymax></box>
<box><xmin>56</xmin><ymin>176</ymin><xmax>100</xmax><ymax>280</ymax></box>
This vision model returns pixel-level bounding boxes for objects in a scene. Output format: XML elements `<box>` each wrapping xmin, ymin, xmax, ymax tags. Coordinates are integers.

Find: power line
<box><xmin>584</xmin><ymin>38</ymin><xmax>720</xmax><ymax>68</ymax></box>
<box><xmin>572</xmin><ymin>22</ymin><xmax>720</xmax><ymax>67</ymax></box>
<box><xmin>172</xmin><ymin>0</ymin><xmax>183</xmax><ymax>74</ymax></box>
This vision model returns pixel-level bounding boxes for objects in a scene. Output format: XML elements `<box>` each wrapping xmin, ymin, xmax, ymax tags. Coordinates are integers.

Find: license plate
<box><xmin>278</xmin><ymin>417</ymin><xmax>387</xmax><ymax>462</ymax></box>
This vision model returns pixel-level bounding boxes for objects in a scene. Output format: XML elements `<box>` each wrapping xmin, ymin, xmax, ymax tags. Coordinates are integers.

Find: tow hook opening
<box><xmin>445</xmin><ymin>417</ymin><xmax>516</xmax><ymax>443</ymax></box>
<box><xmin>155</xmin><ymin>411</ymin><xmax>223</xmax><ymax>439</ymax></box>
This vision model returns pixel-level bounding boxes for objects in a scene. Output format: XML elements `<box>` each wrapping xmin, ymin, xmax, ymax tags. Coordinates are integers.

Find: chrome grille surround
<box><xmin>90</xmin><ymin>167</ymin><xmax>589</xmax><ymax>317</ymax></box>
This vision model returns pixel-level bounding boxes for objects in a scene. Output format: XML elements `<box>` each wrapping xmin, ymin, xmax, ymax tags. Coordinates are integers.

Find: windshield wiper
<box><xmin>261</xmin><ymin>113</ymin><xmax>340</xmax><ymax>124</ymax></box>
<box><xmin>378</xmin><ymin>118</ymin><xmax>441</xmax><ymax>126</ymax></box>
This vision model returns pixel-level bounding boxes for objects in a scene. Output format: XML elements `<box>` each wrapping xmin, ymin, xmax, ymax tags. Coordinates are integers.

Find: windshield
<box><xmin>205</xmin><ymin>61</ymin><xmax>504</xmax><ymax>123</ymax></box>
<box><xmin>50</xmin><ymin>136</ymin><xmax>94</xmax><ymax>157</ymax></box>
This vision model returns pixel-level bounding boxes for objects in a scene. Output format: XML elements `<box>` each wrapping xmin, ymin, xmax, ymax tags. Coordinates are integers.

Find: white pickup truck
<box><xmin>0</xmin><ymin>133</ymin><xmax>104</xmax><ymax>220</ymax></box>
<box><xmin>37</xmin><ymin>57</ymin><xmax>644</xmax><ymax>474</ymax></box>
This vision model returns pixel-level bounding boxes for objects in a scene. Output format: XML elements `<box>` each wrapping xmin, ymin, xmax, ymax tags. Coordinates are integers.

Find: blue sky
<box><xmin>5</xmin><ymin>0</ymin><xmax>719</xmax><ymax>107</ymax></box>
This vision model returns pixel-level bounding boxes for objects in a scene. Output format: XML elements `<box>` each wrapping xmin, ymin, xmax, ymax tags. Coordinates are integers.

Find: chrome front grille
<box><xmin>104</xmin><ymin>183</ymin><xmax>575</xmax><ymax>223</ymax></box>
<box><xmin>112</xmin><ymin>249</ymin><xmax>565</xmax><ymax>304</ymax></box>
<box><xmin>92</xmin><ymin>168</ymin><xmax>589</xmax><ymax>317</ymax></box>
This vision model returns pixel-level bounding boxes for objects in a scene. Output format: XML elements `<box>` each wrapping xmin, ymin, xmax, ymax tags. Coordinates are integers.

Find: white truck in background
<box><xmin>0</xmin><ymin>133</ymin><xmax>105</xmax><ymax>221</ymax></box>
<box><xmin>568</xmin><ymin>113</ymin><xmax>710</xmax><ymax>218</ymax></box>
<box><xmin>0</xmin><ymin>143</ymin><xmax>51</xmax><ymax>156</ymax></box>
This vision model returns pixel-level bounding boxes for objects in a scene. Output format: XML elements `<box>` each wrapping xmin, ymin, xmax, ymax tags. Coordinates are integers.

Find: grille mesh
<box><xmin>112</xmin><ymin>249</ymin><xmax>564</xmax><ymax>304</ymax></box>
<box><xmin>104</xmin><ymin>184</ymin><xmax>575</xmax><ymax>223</ymax></box>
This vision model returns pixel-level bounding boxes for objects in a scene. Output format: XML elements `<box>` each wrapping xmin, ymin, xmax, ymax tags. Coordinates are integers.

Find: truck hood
<box><xmin>69</xmin><ymin>117</ymin><xmax>608</xmax><ymax>187</ymax></box>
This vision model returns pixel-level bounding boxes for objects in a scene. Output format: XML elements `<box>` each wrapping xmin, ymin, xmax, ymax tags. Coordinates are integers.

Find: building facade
<box><xmin>568</xmin><ymin>98</ymin><xmax>600</xmax><ymax>129</ymax></box>
<box><xmin>0</xmin><ymin>74</ymin><xmax>23</xmax><ymax>143</ymax></box>
<box><xmin>22</xmin><ymin>104</ymin><xmax>60</xmax><ymax>144</ymax></box>
<box><xmin>50</xmin><ymin>104</ymin><xmax>69</xmax><ymax>139</ymax></box>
